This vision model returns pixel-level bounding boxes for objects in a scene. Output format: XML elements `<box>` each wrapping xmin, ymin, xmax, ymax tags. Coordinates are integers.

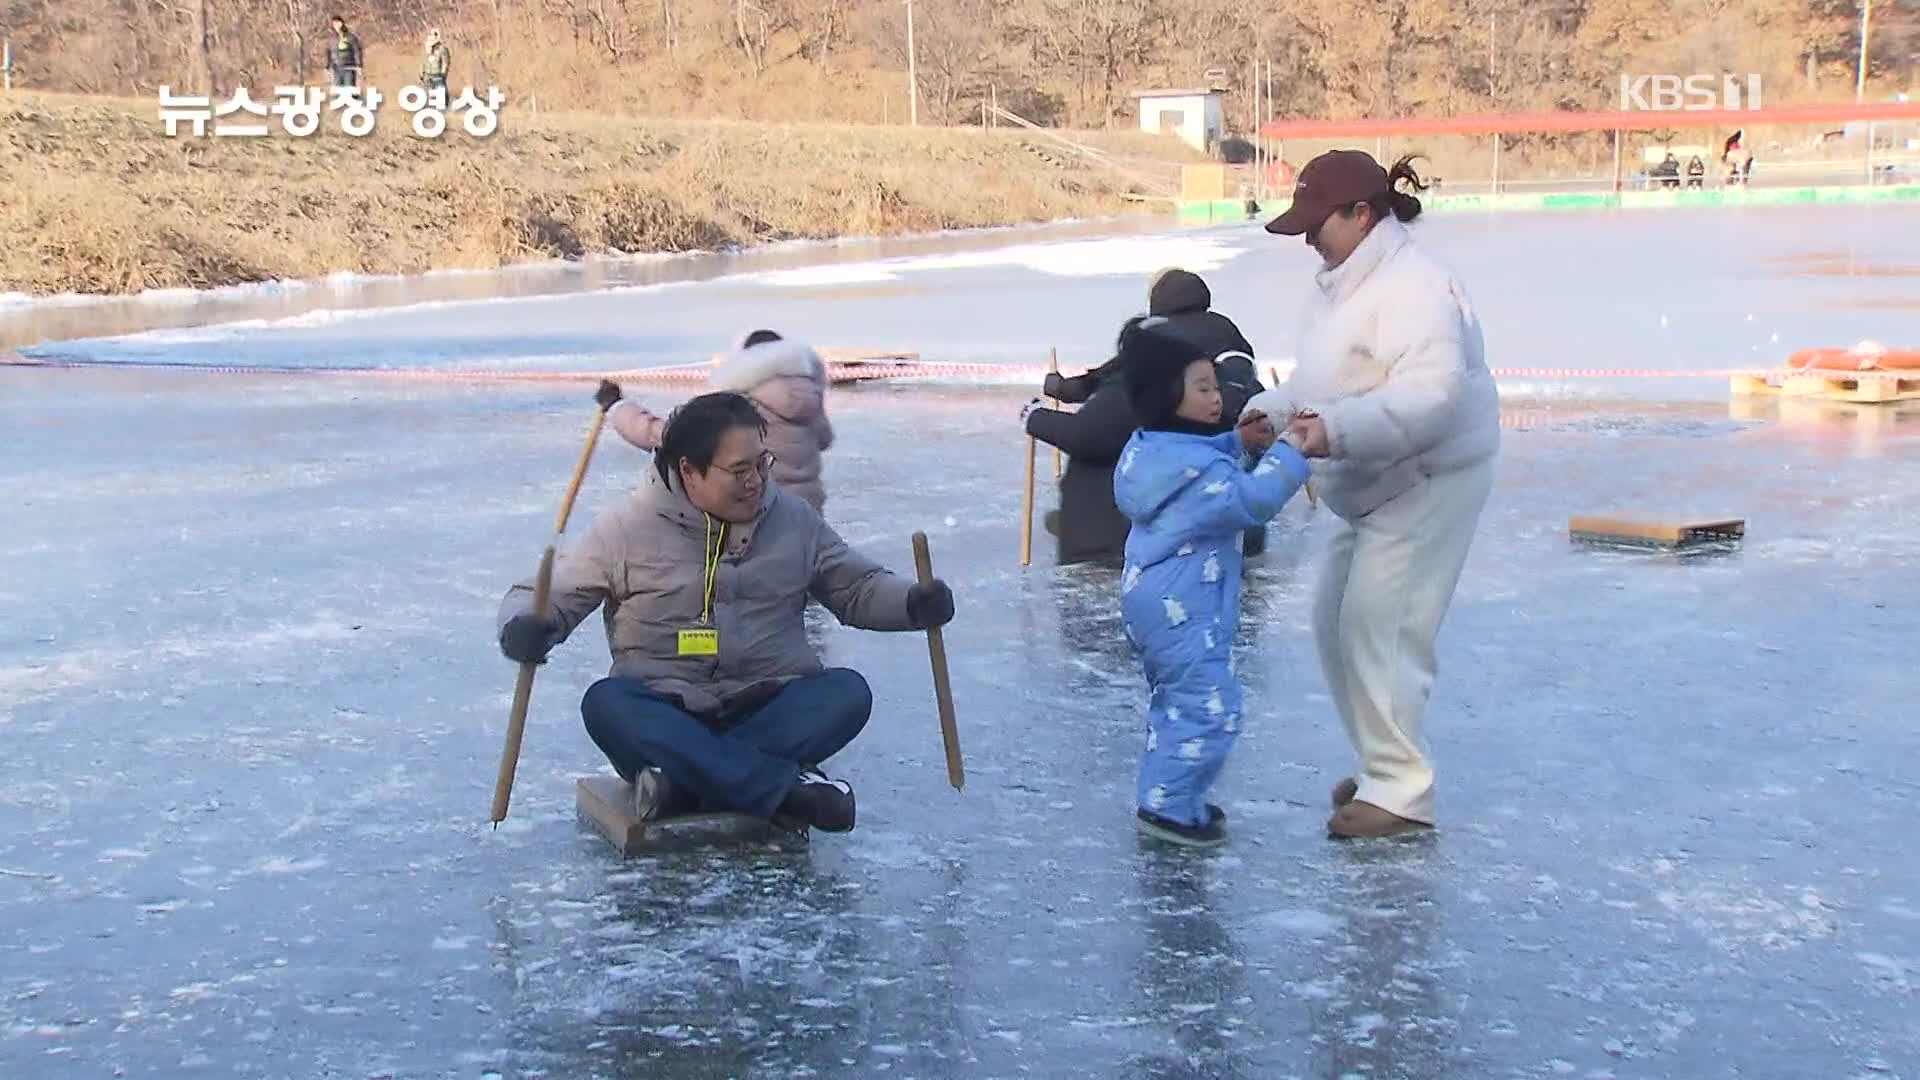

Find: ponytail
<box><xmin>1384</xmin><ymin>154</ymin><xmax>1430</xmax><ymax>223</ymax></box>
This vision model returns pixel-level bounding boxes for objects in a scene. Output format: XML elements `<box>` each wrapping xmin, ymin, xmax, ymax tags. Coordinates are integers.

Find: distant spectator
<box><xmin>1723</xmin><ymin>130</ymin><xmax>1753</xmax><ymax>186</ymax></box>
<box><xmin>1657</xmin><ymin>152</ymin><xmax>1681</xmax><ymax>189</ymax></box>
<box><xmin>1686</xmin><ymin>155</ymin><xmax>1706</xmax><ymax>188</ymax></box>
<box><xmin>328</xmin><ymin>15</ymin><xmax>363</xmax><ymax>90</ymax></box>
<box><xmin>421</xmin><ymin>29</ymin><xmax>450</xmax><ymax>98</ymax></box>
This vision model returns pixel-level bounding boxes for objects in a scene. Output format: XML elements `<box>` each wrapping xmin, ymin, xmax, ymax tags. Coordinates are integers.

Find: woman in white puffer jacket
<box><xmin>1244</xmin><ymin>150</ymin><xmax>1501</xmax><ymax>840</ymax></box>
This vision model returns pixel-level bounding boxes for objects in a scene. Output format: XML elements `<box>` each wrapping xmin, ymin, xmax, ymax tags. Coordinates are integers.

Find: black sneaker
<box><xmin>775</xmin><ymin>768</ymin><xmax>856</xmax><ymax>833</ymax></box>
<box><xmin>1206</xmin><ymin>803</ymin><xmax>1226</xmax><ymax>825</ymax></box>
<box><xmin>1135</xmin><ymin>808</ymin><xmax>1227</xmax><ymax>848</ymax></box>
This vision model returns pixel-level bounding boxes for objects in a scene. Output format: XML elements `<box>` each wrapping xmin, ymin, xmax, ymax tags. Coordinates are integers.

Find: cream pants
<box><xmin>1313</xmin><ymin>460</ymin><xmax>1495</xmax><ymax>824</ymax></box>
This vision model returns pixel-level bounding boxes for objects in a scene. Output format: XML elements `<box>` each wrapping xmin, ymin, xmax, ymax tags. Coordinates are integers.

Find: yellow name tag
<box><xmin>677</xmin><ymin>628</ymin><xmax>719</xmax><ymax>656</ymax></box>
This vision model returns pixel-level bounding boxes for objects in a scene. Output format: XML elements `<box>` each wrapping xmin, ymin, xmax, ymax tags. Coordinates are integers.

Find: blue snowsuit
<box><xmin>1114</xmin><ymin>429</ymin><xmax>1310</xmax><ymax>826</ymax></box>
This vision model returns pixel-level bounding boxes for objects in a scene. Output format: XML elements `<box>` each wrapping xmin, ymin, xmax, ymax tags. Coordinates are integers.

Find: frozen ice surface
<box><xmin>5</xmin><ymin>207</ymin><xmax>1920</xmax><ymax>1078</ymax></box>
<box><xmin>13</xmin><ymin>205</ymin><xmax>1920</xmax><ymax>397</ymax></box>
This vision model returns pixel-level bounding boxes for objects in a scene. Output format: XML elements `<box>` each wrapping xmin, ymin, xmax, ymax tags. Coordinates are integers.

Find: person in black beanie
<box><xmin>1021</xmin><ymin>269</ymin><xmax>1269</xmax><ymax>566</ymax></box>
<box><xmin>1120</xmin><ymin>316</ymin><xmax>1215</xmax><ymax>432</ymax></box>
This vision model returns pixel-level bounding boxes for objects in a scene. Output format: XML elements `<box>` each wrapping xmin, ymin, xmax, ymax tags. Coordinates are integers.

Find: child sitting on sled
<box><xmin>1113</xmin><ymin>315</ymin><xmax>1311</xmax><ymax>847</ymax></box>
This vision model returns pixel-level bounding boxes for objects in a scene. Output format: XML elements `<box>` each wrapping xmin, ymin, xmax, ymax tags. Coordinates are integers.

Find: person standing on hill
<box><xmin>328</xmin><ymin>15</ymin><xmax>364</xmax><ymax>90</ymax></box>
<box><xmin>1248</xmin><ymin>150</ymin><xmax>1500</xmax><ymax>840</ymax></box>
<box><xmin>421</xmin><ymin>29</ymin><xmax>451</xmax><ymax>99</ymax></box>
<box><xmin>1023</xmin><ymin>268</ymin><xmax>1268</xmax><ymax>565</ymax></box>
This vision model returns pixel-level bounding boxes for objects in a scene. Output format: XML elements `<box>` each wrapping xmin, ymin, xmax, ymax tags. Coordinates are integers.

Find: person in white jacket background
<box><xmin>601</xmin><ymin>330</ymin><xmax>836</xmax><ymax>514</ymax></box>
<box><xmin>1244</xmin><ymin>149</ymin><xmax>1501</xmax><ymax>839</ymax></box>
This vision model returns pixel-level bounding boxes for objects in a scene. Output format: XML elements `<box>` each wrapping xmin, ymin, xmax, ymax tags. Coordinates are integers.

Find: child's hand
<box><xmin>1236</xmin><ymin>409</ymin><xmax>1277</xmax><ymax>454</ymax></box>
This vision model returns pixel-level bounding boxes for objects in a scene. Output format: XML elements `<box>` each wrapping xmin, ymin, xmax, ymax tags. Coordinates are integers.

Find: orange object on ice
<box><xmin>1787</xmin><ymin>341</ymin><xmax>1920</xmax><ymax>372</ymax></box>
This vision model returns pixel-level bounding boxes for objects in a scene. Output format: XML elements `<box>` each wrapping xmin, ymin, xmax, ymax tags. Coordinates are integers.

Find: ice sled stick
<box><xmin>912</xmin><ymin>531</ymin><xmax>965</xmax><ymax>791</ymax></box>
<box><xmin>491</xmin><ymin>395</ymin><xmax>613</xmax><ymax>827</ymax></box>
<box><xmin>1020</xmin><ymin>421</ymin><xmax>1036</xmax><ymax>567</ymax></box>
<box><xmin>1048</xmin><ymin>348</ymin><xmax>1062</xmax><ymax>480</ymax></box>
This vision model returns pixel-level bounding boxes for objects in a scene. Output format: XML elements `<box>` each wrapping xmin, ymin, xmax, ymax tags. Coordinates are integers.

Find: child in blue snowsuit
<box><xmin>1113</xmin><ymin>315</ymin><xmax>1311</xmax><ymax>847</ymax></box>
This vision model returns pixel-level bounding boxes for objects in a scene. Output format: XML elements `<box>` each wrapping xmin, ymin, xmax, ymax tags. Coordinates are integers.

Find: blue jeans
<box><xmin>580</xmin><ymin>669</ymin><xmax>872</xmax><ymax>818</ymax></box>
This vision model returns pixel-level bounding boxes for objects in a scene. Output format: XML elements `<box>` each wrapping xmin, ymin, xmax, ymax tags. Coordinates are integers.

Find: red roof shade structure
<box><xmin>1259</xmin><ymin>101</ymin><xmax>1920</xmax><ymax>140</ymax></box>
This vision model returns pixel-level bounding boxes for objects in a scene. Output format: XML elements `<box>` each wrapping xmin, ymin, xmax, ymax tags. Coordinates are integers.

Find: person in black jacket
<box><xmin>1023</xmin><ymin>268</ymin><xmax>1267</xmax><ymax>565</ymax></box>
<box><xmin>328</xmin><ymin>15</ymin><xmax>364</xmax><ymax>89</ymax></box>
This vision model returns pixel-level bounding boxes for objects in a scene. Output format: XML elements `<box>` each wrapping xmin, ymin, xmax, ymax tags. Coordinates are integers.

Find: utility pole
<box><xmin>1856</xmin><ymin>0</ymin><xmax>1872</xmax><ymax>103</ymax></box>
<box><xmin>1489</xmin><ymin>5</ymin><xmax>1498</xmax><ymax>98</ymax></box>
<box><xmin>905</xmin><ymin>0</ymin><xmax>918</xmax><ymax>126</ymax></box>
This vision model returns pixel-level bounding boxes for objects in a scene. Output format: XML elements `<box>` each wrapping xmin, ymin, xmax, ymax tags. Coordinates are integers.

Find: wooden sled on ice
<box><xmin>575</xmin><ymin>776</ymin><xmax>809</xmax><ymax>856</ymax></box>
<box><xmin>1568</xmin><ymin>515</ymin><xmax>1745</xmax><ymax>551</ymax></box>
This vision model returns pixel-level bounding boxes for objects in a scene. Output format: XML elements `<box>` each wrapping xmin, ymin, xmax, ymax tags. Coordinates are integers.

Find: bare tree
<box><xmin>284</xmin><ymin>0</ymin><xmax>310</xmax><ymax>83</ymax></box>
<box><xmin>191</xmin><ymin>0</ymin><xmax>218</xmax><ymax>94</ymax></box>
<box><xmin>733</xmin><ymin>0</ymin><xmax>766</xmax><ymax>75</ymax></box>
<box><xmin>659</xmin><ymin>0</ymin><xmax>681</xmax><ymax>61</ymax></box>
<box><xmin>867</xmin><ymin>0</ymin><xmax>997</xmax><ymax>124</ymax></box>
<box><xmin>1005</xmin><ymin>0</ymin><xmax>1169</xmax><ymax>127</ymax></box>
<box><xmin>584</xmin><ymin>0</ymin><xmax>631</xmax><ymax>60</ymax></box>
<box><xmin>0</xmin><ymin>0</ymin><xmax>1901</xmax><ymax>123</ymax></box>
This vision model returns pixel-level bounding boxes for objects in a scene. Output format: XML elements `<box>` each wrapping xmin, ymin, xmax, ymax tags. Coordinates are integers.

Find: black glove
<box><xmin>1042</xmin><ymin>372</ymin><xmax>1067</xmax><ymax>400</ymax></box>
<box><xmin>594</xmin><ymin>379</ymin><xmax>622</xmax><ymax>411</ymax></box>
<box><xmin>907</xmin><ymin>580</ymin><xmax>955</xmax><ymax>630</ymax></box>
<box><xmin>500</xmin><ymin>614</ymin><xmax>559</xmax><ymax>664</ymax></box>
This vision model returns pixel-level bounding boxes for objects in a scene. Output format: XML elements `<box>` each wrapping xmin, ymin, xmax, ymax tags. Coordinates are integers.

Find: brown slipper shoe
<box><xmin>1330</xmin><ymin>777</ymin><xmax>1358</xmax><ymax>810</ymax></box>
<box><xmin>1328</xmin><ymin>799</ymin><xmax>1433</xmax><ymax>839</ymax></box>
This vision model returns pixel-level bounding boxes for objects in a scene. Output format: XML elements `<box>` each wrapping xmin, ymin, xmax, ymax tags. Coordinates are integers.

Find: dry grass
<box><xmin>0</xmin><ymin>92</ymin><xmax>1199</xmax><ymax>297</ymax></box>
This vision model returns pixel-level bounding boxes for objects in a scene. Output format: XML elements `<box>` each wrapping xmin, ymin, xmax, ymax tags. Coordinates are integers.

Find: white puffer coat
<box><xmin>1245</xmin><ymin>217</ymin><xmax>1500</xmax><ymax>520</ymax></box>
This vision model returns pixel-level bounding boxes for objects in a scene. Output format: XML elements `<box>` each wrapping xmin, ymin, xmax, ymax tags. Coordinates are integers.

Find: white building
<box><xmin>1132</xmin><ymin>89</ymin><xmax>1224</xmax><ymax>154</ymax></box>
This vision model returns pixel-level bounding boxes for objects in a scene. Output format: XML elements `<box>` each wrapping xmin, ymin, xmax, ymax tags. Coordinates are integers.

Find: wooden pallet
<box><xmin>575</xmin><ymin>776</ymin><xmax>809</xmax><ymax>856</ymax></box>
<box><xmin>1568</xmin><ymin>516</ymin><xmax>1745</xmax><ymax>550</ymax></box>
<box><xmin>1731</xmin><ymin>370</ymin><xmax>1920</xmax><ymax>404</ymax></box>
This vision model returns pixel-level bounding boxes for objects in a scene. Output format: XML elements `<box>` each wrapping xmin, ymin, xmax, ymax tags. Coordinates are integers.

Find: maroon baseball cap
<box><xmin>1265</xmin><ymin>149</ymin><xmax>1391</xmax><ymax>236</ymax></box>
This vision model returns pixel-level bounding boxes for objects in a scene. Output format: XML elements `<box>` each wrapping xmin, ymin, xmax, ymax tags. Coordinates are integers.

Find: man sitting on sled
<box><xmin>495</xmin><ymin>391</ymin><xmax>956</xmax><ymax>834</ymax></box>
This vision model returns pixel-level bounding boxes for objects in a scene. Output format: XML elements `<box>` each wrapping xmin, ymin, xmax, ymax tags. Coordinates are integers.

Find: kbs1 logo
<box><xmin>1619</xmin><ymin>74</ymin><xmax>1763</xmax><ymax>112</ymax></box>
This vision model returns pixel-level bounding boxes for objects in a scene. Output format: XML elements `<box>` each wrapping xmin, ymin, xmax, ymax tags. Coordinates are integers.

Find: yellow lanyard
<box><xmin>701</xmin><ymin>514</ymin><xmax>727</xmax><ymax>624</ymax></box>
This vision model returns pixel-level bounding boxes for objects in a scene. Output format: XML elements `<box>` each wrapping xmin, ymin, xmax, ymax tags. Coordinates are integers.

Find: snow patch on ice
<box><xmin>247</xmin><ymin>855</ymin><xmax>328</xmax><ymax>876</ymax></box>
<box><xmin>1257</xmin><ymin>909</ymin><xmax>1343</xmax><ymax>938</ymax></box>
<box><xmin>742</xmin><ymin>234</ymin><xmax>1248</xmax><ymax>288</ymax></box>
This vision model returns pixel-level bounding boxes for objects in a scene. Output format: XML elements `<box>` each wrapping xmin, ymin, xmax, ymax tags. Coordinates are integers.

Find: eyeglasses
<box><xmin>715</xmin><ymin>450</ymin><xmax>776</xmax><ymax>485</ymax></box>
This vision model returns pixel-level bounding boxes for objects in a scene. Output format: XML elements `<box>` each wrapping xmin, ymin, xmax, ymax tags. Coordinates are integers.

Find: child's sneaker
<box><xmin>1136</xmin><ymin>807</ymin><xmax>1227</xmax><ymax>848</ymax></box>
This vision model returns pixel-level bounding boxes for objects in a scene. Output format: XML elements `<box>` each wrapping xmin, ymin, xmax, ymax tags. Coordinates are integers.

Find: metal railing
<box><xmin>1229</xmin><ymin>154</ymin><xmax>1920</xmax><ymax>199</ymax></box>
<box><xmin>987</xmin><ymin>105</ymin><xmax>1180</xmax><ymax>201</ymax></box>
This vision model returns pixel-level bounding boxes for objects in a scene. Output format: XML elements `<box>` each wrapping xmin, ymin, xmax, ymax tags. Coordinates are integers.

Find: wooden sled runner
<box><xmin>575</xmin><ymin>777</ymin><xmax>810</xmax><ymax>855</ymax></box>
